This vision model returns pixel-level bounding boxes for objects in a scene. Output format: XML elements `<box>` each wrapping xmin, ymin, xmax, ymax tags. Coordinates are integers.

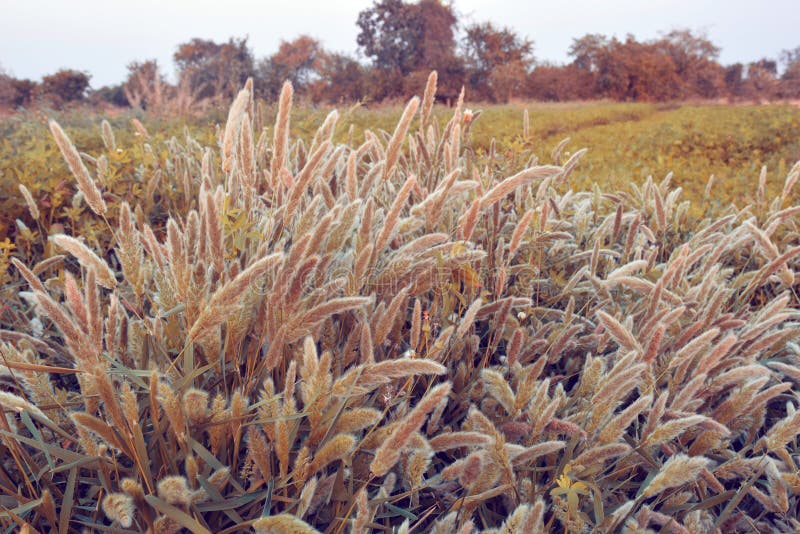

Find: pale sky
<box><xmin>1</xmin><ymin>0</ymin><xmax>797</xmax><ymax>87</ymax></box>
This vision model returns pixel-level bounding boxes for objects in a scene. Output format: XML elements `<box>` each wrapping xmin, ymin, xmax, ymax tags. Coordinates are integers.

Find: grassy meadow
<box><xmin>0</xmin><ymin>77</ymin><xmax>800</xmax><ymax>533</ymax></box>
<box><xmin>3</xmin><ymin>99</ymin><xmax>799</xmax><ymax>245</ymax></box>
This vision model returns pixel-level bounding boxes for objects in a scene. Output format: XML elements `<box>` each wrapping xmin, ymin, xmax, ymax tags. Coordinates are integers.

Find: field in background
<box><xmin>3</xmin><ymin>101</ymin><xmax>800</xmax><ymax>240</ymax></box>
<box><xmin>271</xmin><ymin>101</ymin><xmax>800</xmax><ymax>205</ymax></box>
<box><xmin>472</xmin><ymin>103</ymin><xmax>800</xmax><ymax>209</ymax></box>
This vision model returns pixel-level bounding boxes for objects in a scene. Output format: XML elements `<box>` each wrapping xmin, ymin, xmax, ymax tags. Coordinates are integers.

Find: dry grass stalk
<box><xmin>0</xmin><ymin>390</ymin><xmax>48</xmax><ymax>421</ymax></box>
<box><xmin>247</xmin><ymin>426</ymin><xmax>272</xmax><ymax>482</ymax></box>
<box><xmin>780</xmin><ymin>161</ymin><xmax>800</xmax><ymax>202</ymax></box>
<box><xmin>670</xmin><ymin>372</ymin><xmax>707</xmax><ymax>412</ymax></box>
<box><xmin>481</xmin><ymin>369</ymin><xmax>516</xmax><ymax>415</ymax></box>
<box><xmin>598</xmin><ymin>393</ymin><xmax>652</xmax><ymax>444</ymax></box>
<box><xmin>331</xmin><ymin>407</ymin><xmax>382</xmax><ymax>435</ymax></box>
<box><xmin>371</xmin><ymin>382</ymin><xmax>451</xmax><ymax>476</ymax></box>
<box><xmin>182</xmin><ymin>388</ymin><xmax>209</xmax><ymax>426</ymax></box>
<box><xmin>383</xmin><ymin>96</ymin><xmax>420</xmax><ymax>181</ymax></box>
<box><xmin>509</xmin><ymin>209</ymin><xmax>535</xmax><ymax>259</ymax></box>
<box><xmin>695</xmin><ymin>333</ymin><xmax>737</xmax><ymax>376</ymax></box>
<box><xmin>71</xmin><ymin>411</ymin><xmax>126</xmax><ymax>451</ymax></box>
<box><xmin>642</xmin><ymin>454</ymin><xmax>712</xmax><ymax>498</ymax></box>
<box><xmin>204</xmin><ymin>187</ymin><xmax>225</xmax><ymax>275</ymax></box>
<box><xmin>573</xmin><ymin>443</ymin><xmax>631</xmax><ymax>470</ymax></box>
<box><xmin>510</xmin><ymin>440</ymin><xmax>566</xmax><ymax>466</ymax></box>
<box><xmin>18</xmin><ymin>184</ymin><xmax>39</xmax><ymax>220</ymax></box>
<box><xmin>499</xmin><ymin>502</ymin><xmax>545</xmax><ymax>533</ymax></box>
<box><xmin>351</xmin><ymin>487</ymin><xmax>373</xmax><ymax>534</ymax></box>
<box><xmin>422</xmin><ymin>168</ymin><xmax>462</xmax><ymax>229</ymax></box>
<box><xmin>430</xmin><ymin>512</ymin><xmax>459</xmax><ymax>534</ymax></box>
<box><xmin>596</xmin><ymin>310</ymin><xmax>641</xmax><ymax>353</ymax></box>
<box><xmin>345</xmin><ymin>150</ymin><xmax>359</xmax><ymax>201</ymax></box>
<box><xmin>480</xmin><ymin>166</ymin><xmax>562</xmax><ymax>210</ymax></box>
<box><xmin>457</xmin><ymin>197</ymin><xmax>481</xmax><ymax>241</ymax></box>
<box><xmin>455</xmin><ymin>297</ymin><xmax>483</xmax><ymax>341</ymax></box>
<box><xmin>100</xmin><ymin>119</ymin><xmax>116</xmax><ymax>151</ymax></box>
<box><xmin>270</xmin><ymin>81</ymin><xmax>293</xmax><ymax>180</ymax></box>
<box><xmin>116</xmin><ymin>202</ymin><xmax>145</xmax><ymax>295</ymax></box>
<box><xmin>49</xmin><ymin>234</ymin><xmax>116</xmax><ymax>288</ymax></box>
<box><xmin>93</xmin><ymin>367</ymin><xmax>127</xmax><ymax>434</ymax></box>
<box><xmin>253</xmin><ymin>513</ymin><xmax>321</xmax><ymax>533</ymax></box>
<box><xmin>374</xmin><ymin>174</ymin><xmax>417</xmax><ymax>254</ymax></box>
<box><xmin>12</xmin><ymin>258</ymin><xmax>46</xmax><ymax>293</ymax></box>
<box><xmin>642</xmin><ymin>324</ymin><xmax>665</xmax><ymax>364</ymax></box>
<box><xmin>188</xmin><ymin>252</ymin><xmax>280</xmax><ymax>341</ymax></box>
<box><xmin>156</xmin><ymin>476</ymin><xmax>191</xmax><ymax>508</ymax></box>
<box><xmin>283</xmin><ymin>140</ymin><xmax>332</xmax><ymax>226</ymax></box>
<box><xmin>760</xmin><ymin>406</ymin><xmax>800</xmax><ymax>452</ymax></box>
<box><xmin>641</xmin><ymin>415</ymin><xmax>717</xmax><ymax>448</ymax></box>
<box><xmin>131</xmin><ymin>117</ymin><xmax>149</xmax><ymax>138</ymax></box>
<box><xmin>310</xmin><ymin>110</ymin><xmax>339</xmax><ymax>154</ymax></box>
<box><xmin>308</xmin><ymin>433</ymin><xmax>356</xmax><ymax>476</ymax></box>
<box><xmin>49</xmin><ymin>120</ymin><xmax>107</xmax><ymax>215</ymax></box>
<box><xmin>420</xmin><ymin>71</ymin><xmax>437</xmax><ymax>132</ymax></box>
<box><xmin>222</xmin><ymin>89</ymin><xmax>250</xmax><ymax>172</ymax></box>
<box><xmin>352</xmin><ymin>358</ymin><xmax>446</xmax><ymax>391</ymax></box>
<box><xmin>372</xmin><ymin>287</ymin><xmax>409</xmax><ymax>347</ymax></box>
<box><xmin>296</xmin><ymin>477</ymin><xmax>318</xmax><ymax>520</ymax></box>
<box><xmin>33</xmin><ymin>290</ymin><xmax>84</xmax><ymax>353</ymax></box>
<box><xmin>101</xmin><ymin>493</ymin><xmax>135</xmax><ymax>528</ymax></box>
<box><xmin>157</xmin><ymin>381</ymin><xmax>185</xmax><ymax>443</ymax></box>
<box><xmin>291</xmin><ymin>297</ymin><xmax>371</xmax><ymax>341</ymax></box>
<box><xmin>429</xmin><ymin>431</ymin><xmax>492</xmax><ymax>452</ymax></box>
<box><xmin>410</xmin><ymin>299</ymin><xmax>422</xmax><ymax>350</ymax></box>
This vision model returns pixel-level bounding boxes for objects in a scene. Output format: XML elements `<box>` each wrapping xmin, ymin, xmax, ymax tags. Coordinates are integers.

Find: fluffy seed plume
<box><xmin>253</xmin><ymin>514</ymin><xmax>321</xmax><ymax>534</ymax></box>
<box><xmin>188</xmin><ymin>253</ymin><xmax>281</xmax><ymax>341</ymax></box>
<box><xmin>271</xmin><ymin>81</ymin><xmax>293</xmax><ymax>180</ymax></box>
<box><xmin>222</xmin><ymin>87</ymin><xmax>250</xmax><ymax>173</ymax></box>
<box><xmin>481</xmin><ymin>369</ymin><xmax>516</xmax><ymax>415</ymax></box>
<box><xmin>0</xmin><ymin>390</ymin><xmax>48</xmax><ymax>420</ymax></box>
<box><xmin>18</xmin><ymin>184</ymin><xmax>39</xmax><ymax>220</ymax></box>
<box><xmin>182</xmin><ymin>388</ymin><xmax>209</xmax><ymax>426</ymax></box>
<box><xmin>308</xmin><ymin>434</ymin><xmax>357</xmax><ymax>475</ymax></box>
<box><xmin>101</xmin><ymin>119</ymin><xmax>116</xmax><ymax>150</ymax></box>
<box><xmin>131</xmin><ymin>118</ymin><xmax>149</xmax><ymax>138</ymax></box>
<box><xmin>455</xmin><ymin>297</ymin><xmax>484</xmax><ymax>340</ymax></box>
<box><xmin>383</xmin><ymin>96</ymin><xmax>420</xmax><ymax>181</ymax></box>
<box><xmin>102</xmin><ymin>493</ymin><xmax>135</xmax><ymax>528</ymax></box>
<box><xmin>642</xmin><ymin>454</ymin><xmax>712</xmax><ymax>498</ymax></box>
<box><xmin>480</xmin><ymin>166</ymin><xmax>562</xmax><ymax>209</ymax></box>
<box><xmin>354</xmin><ymin>359</ymin><xmax>446</xmax><ymax>389</ymax></box>
<box><xmin>371</xmin><ymin>382</ymin><xmax>451</xmax><ymax>476</ymax></box>
<box><xmin>420</xmin><ymin>71</ymin><xmax>438</xmax><ymax>130</ymax></box>
<box><xmin>375</xmin><ymin>174</ymin><xmax>417</xmax><ymax>253</ymax></box>
<box><xmin>761</xmin><ymin>407</ymin><xmax>800</xmax><ymax>452</ymax></box>
<box><xmin>49</xmin><ymin>120</ymin><xmax>107</xmax><ymax>215</ymax></box>
<box><xmin>596</xmin><ymin>310</ymin><xmax>641</xmax><ymax>352</ymax></box>
<box><xmin>49</xmin><ymin>234</ymin><xmax>116</xmax><ymax>289</ymax></box>
<box><xmin>157</xmin><ymin>476</ymin><xmax>191</xmax><ymax>507</ymax></box>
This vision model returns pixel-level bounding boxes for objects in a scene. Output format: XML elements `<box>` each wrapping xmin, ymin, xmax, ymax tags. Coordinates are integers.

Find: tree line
<box><xmin>2</xmin><ymin>0</ymin><xmax>800</xmax><ymax>111</ymax></box>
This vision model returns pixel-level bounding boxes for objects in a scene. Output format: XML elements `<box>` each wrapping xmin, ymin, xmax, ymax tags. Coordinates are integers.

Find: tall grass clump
<box><xmin>1</xmin><ymin>72</ymin><xmax>800</xmax><ymax>532</ymax></box>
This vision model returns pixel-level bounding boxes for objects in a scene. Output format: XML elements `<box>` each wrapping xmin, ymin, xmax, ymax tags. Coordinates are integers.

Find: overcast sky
<box><xmin>1</xmin><ymin>0</ymin><xmax>797</xmax><ymax>87</ymax></box>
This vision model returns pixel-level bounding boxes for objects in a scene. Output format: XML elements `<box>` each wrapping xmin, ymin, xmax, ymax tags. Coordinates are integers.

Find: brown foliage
<box><xmin>37</xmin><ymin>69</ymin><xmax>90</xmax><ymax>107</ymax></box>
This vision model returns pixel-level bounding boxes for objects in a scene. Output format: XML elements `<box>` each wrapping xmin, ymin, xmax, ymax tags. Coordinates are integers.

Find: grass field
<box><xmin>1</xmin><ymin>84</ymin><xmax>800</xmax><ymax>532</ymax></box>
<box><xmin>472</xmin><ymin>103</ymin><xmax>800</xmax><ymax>207</ymax></box>
<box><xmin>3</xmin><ymin>100</ymin><xmax>799</xmax><ymax>242</ymax></box>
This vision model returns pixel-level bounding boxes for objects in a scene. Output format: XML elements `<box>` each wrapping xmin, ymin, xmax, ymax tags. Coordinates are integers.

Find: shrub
<box><xmin>38</xmin><ymin>69</ymin><xmax>91</xmax><ymax>108</ymax></box>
